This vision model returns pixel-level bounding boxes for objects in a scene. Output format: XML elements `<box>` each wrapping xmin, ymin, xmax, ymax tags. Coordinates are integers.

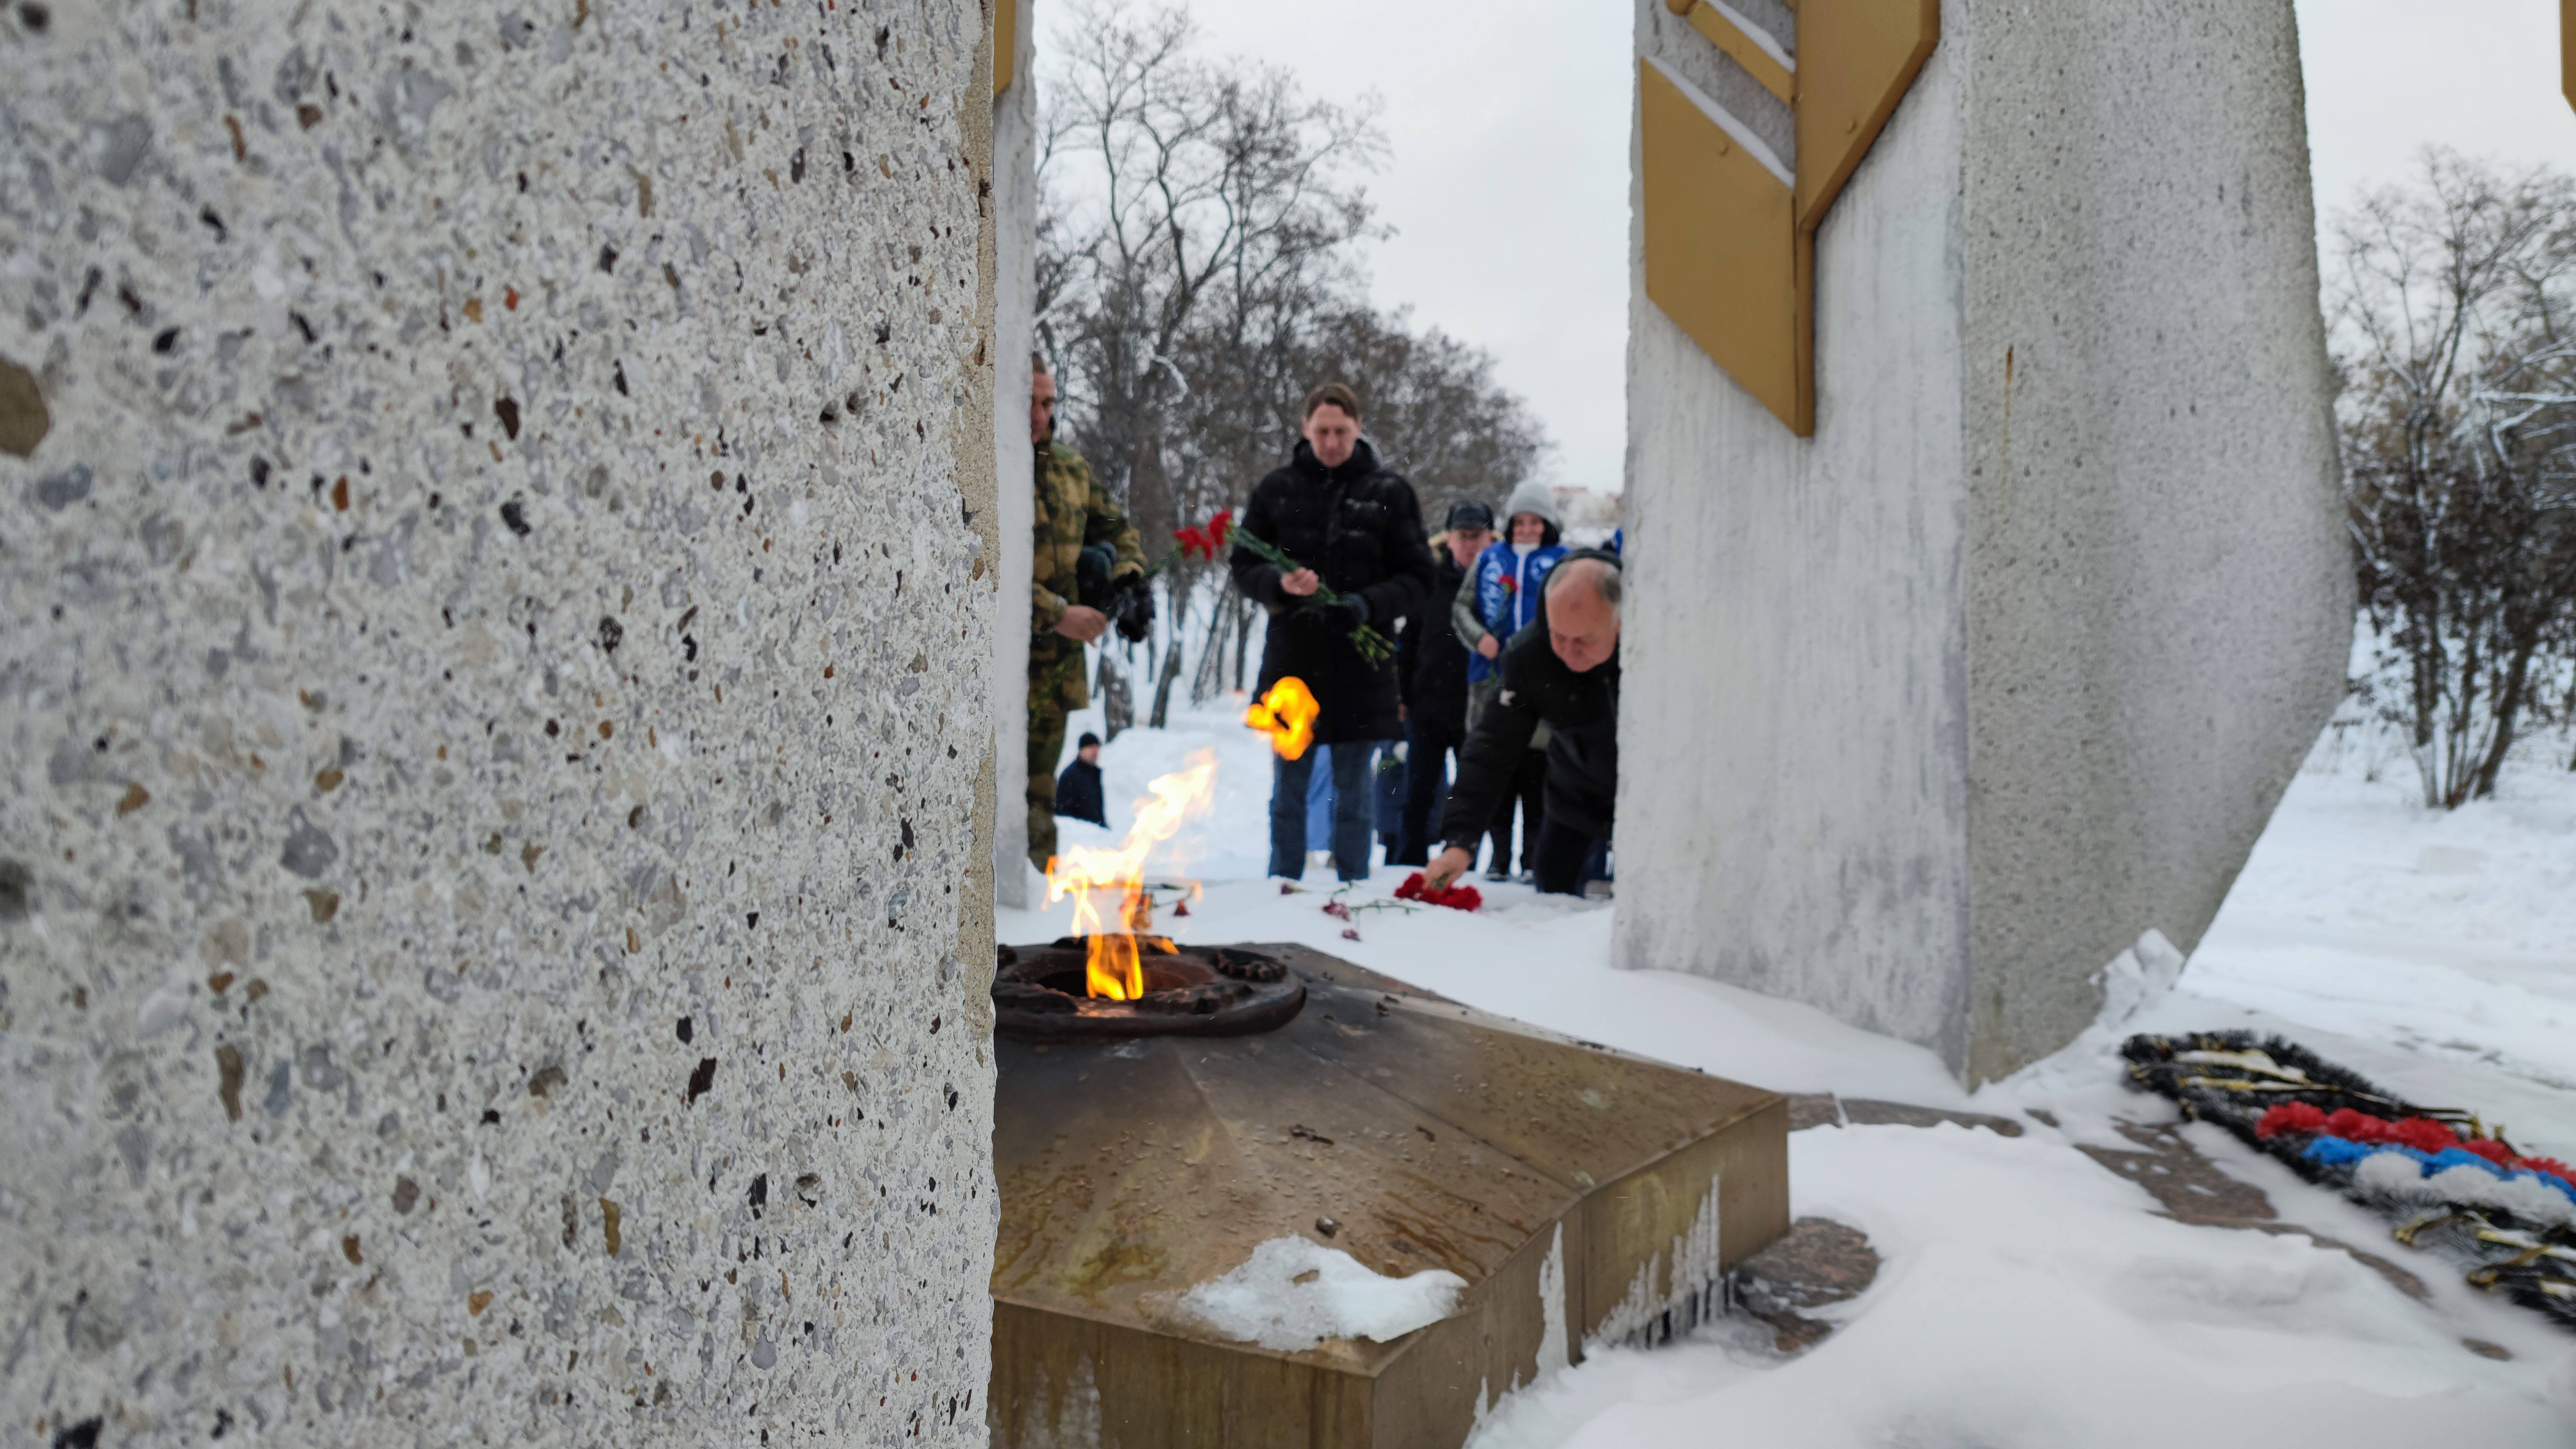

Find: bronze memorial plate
<box><xmin>986</xmin><ymin>943</ymin><xmax>1789</xmax><ymax>1448</ymax></box>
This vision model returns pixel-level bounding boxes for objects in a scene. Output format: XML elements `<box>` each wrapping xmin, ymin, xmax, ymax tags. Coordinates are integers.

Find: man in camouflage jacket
<box><xmin>1027</xmin><ymin>357</ymin><xmax>1145</xmax><ymax>873</ymax></box>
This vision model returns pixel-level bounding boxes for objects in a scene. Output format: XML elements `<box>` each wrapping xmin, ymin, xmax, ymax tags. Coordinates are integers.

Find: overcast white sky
<box><xmin>1115</xmin><ymin>0</ymin><xmax>2576</xmax><ymax>494</ymax></box>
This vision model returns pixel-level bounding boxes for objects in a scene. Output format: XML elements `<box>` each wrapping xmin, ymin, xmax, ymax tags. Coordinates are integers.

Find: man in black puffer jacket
<box><xmin>1425</xmin><ymin>550</ymin><xmax>1622</xmax><ymax>896</ymax></box>
<box><xmin>1230</xmin><ymin>382</ymin><xmax>1437</xmax><ymax>882</ymax></box>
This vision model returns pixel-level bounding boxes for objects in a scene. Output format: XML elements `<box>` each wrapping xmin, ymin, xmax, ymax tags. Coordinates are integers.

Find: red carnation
<box><xmin>1394</xmin><ymin>872</ymin><xmax>1482</xmax><ymax>912</ymax></box>
<box><xmin>1171</xmin><ymin>510</ymin><xmax>1236</xmax><ymax>563</ymax></box>
<box><xmin>2255</xmin><ymin>1102</ymin><xmax>2329</xmax><ymax>1139</ymax></box>
<box><xmin>2513</xmin><ymin>1156</ymin><xmax>2575</xmax><ymax>1187</ymax></box>
<box><xmin>2387</xmin><ymin>1116</ymin><xmax>2463</xmax><ymax>1155</ymax></box>
<box><xmin>2260</xmin><ymin>1097</ymin><xmax>2574</xmax><ymax>1190</ymax></box>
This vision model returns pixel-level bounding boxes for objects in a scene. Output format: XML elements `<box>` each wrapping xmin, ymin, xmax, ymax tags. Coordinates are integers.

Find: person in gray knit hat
<box><xmin>1449</xmin><ymin>478</ymin><xmax>1565</xmax><ymax>879</ymax></box>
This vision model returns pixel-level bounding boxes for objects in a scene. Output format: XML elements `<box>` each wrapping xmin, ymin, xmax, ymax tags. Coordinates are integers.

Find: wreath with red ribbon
<box><xmin>2124</xmin><ymin>1031</ymin><xmax>2576</xmax><ymax>1331</ymax></box>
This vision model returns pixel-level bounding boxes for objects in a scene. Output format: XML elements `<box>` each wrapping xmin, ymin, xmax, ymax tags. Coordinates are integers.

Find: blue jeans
<box><xmin>1272</xmin><ymin>743</ymin><xmax>1378</xmax><ymax>882</ymax></box>
<box><xmin>1304</xmin><ymin>744</ymin><xmax>1336</xmax><ymax>847</ymax></box>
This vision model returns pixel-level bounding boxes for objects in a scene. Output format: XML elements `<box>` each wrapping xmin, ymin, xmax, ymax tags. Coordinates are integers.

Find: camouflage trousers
<box><xmin>1026</xmin><ymin>642</ymin><xmax>1085</xmax><ymax>874</ymax></box>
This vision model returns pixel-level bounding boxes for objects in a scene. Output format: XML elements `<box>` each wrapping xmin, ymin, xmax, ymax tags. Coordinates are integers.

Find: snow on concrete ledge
<box><xmin>1181</xmin><ymin>1236</ymin><xmax>1468</xmax><ymax>1352</ymax></box>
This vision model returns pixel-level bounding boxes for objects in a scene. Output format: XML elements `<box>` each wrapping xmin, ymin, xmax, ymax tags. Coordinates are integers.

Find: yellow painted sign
<box><xmin>994</xmin><ymin>0</ymin><xmax>1017</xmax><ymax>96</ymax></box>
<box><xmin>2564</xmin><ymin>0</ymin><xmax>2574</xmax><ymax>116</ymax></box>
<box><xmin>1643</xmin><ymin>0</ymin><xmax>1938</xmax><ymax>435</ymax></box>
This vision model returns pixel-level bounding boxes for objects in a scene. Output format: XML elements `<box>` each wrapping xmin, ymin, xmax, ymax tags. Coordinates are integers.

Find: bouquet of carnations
<box><xmin>1395</xmin><ymin>872</ymin><xmax>1482</xmax><ymax>912</ymax></box>
<box><xmin>1205</xmin><ymin>519</ymin><xmax>1395</xmax><ymax>668</ymax></box>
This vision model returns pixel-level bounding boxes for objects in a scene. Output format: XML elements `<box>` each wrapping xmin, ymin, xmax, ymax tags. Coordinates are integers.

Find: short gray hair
<box><xmin>1544</xmin><ymin>556</ymin><xmax>1621</xmax><ymax>611</ymax></box>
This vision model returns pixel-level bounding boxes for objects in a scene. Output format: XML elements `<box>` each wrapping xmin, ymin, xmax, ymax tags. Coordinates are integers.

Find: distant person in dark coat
<box><xmin>1053</xmin><ymin>733</ymin><xmax>1106</xmax><ymax>827</ymax></box>
<box><xmin>1373</xmin><ymin>740</ymin><xmax>1406</xmax><ymax>857</ymax></box>
<box><xmin>1426</xmin><ymin>552</ymin><xmax>1622</xmax><ymax>897</ymax></box>
<box><xmin>1393</xmin><ymin>501</ymin><xmax>1495</xmax><ymax>865</ymax></box>
<box><xmin>1229</xmin><ymin>382</ymin><xmax>1437</xmax><ymax>882</ymax></box>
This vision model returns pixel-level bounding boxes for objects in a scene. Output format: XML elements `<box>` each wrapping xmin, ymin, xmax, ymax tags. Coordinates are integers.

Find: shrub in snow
<box><xmin>2334</xmin><ymin>152</ymin><xmax>2576</xmax><ymax>808</ymax></box>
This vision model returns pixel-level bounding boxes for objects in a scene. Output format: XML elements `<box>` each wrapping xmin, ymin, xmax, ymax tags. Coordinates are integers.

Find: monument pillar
<box><xmin>990</xmin><ymin>0</ymin><xmax>1039</xmax><ymax>909</ymax></box>
<box><xmin>1618</xmin><ymin>0</ymin><xmax>2349</xmax><ymax>1083</ymax></box>
<box><xmin>1</xmin><ymin>1</ymin><xmax>1001</xmax><ymax>1440</ymax></box>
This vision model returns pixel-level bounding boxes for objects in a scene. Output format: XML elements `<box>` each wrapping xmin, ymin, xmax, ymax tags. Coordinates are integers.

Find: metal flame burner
<box><xmin>991</xmin><ymin>938</ymin><xmax>1306</xmax><ymax>1041</ymax></box>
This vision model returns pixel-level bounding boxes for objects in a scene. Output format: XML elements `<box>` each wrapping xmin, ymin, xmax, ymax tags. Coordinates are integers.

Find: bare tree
<box><xmin>1300</xmin><ymin>307</ymin><xmax>1552</xmax><ymax>528</ymax></box>
<box><xmin>1037</xmin><ymin>0</ymin><xmax>1384</xmax><ymax>548</ymax></box>
<box><xmin>1037</xmin><ymin>0</ymin><xmax>1555</xmax><ymax>725</ymax></box>
<box><xmin>2335</xmin><ymin>151</ymin><xmax>2576</xmax><ymax>807</ymax></box>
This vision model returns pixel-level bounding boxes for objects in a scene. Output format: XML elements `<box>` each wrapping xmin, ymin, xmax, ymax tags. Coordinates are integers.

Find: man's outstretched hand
<box><xmin>1423</xmin><ymin>845</ymin><xmax>1475</xmax><ymax>894</ymax></box>
<box><xmin>1279</xmin><ymin>567</ymin><xmax>1320</xmax><ymax>598</ymax></box>
<box><xmin>1052</xmin><ymin>605</ymin><xmax>1109</xmax><ymax>643</ymax></box>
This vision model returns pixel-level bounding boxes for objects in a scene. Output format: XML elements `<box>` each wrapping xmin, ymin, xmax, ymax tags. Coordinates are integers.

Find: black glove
<box><xmin>1109</xmin><ymin>578</ymin><xmax>1156</xmax><ymax>643</ymax></box>
<box><xmin>1073</xmin><ymin>543</ymin><xmax>1119</xmax><ymax>609</ymax></box>
<box><xmin>1330</xmin><ymin>592</ymin><xmax>1370</xmax><ymax>629</ymax></box>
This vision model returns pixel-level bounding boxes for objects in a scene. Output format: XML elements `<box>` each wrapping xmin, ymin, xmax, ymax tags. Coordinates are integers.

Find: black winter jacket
<box><xmin>1398</xmin><ymin>554</ymin><xmax>1472</xmax><ymax>737</ymax></box>
<box><xmin>1229</xmin><ymin>438</ymin><xmax>1437</xmax><ymax>745</ymax></box>
<box><xmin>1053</xmin><ymin>758</ymin><xmax>1106</xmax><ymax>826</ymax></box>
<box><xmin>1440</xmin><ymin>550</ymin><xmax>1621</xmax><ymax>844</ymax></box>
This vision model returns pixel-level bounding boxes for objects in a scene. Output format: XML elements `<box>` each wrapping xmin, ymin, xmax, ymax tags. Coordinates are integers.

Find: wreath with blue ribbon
<box><xmin>2123</xmin><ymin>1030</ymin><xmax>2576</xmax><ymax>1332</ymax></box>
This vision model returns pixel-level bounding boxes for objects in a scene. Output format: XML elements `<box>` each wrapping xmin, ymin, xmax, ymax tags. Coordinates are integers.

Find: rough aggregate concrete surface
<box><xmin>1620</xmin><ymin>0</ymin><xmax>2343</xmax><ymax>1086</ymax></box>
<box><xmin>1956</xmin><ymin>0</ymin><xmax>2346</xmax><ymax>1085</ymax></box>
<box><xmin>0</xmin><ymin>1</ymin><xmax>1002</xmax><ymax>1443</ymax></box>
<box><xmin>984</xmin><ymin>0</ymin><xmax>1031</xmax><ymax>910</ymax></box>
<box><xmin>1619</xmin><ymin>1</ymin><xmax>1974</xmax><ymax>1072</ymax></box>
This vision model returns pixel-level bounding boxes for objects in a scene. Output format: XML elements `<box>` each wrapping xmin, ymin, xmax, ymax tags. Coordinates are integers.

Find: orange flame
<box><xmin>1244</xmin><ymin>677</ymin><xmax>1319</xmax><ymax>760</ymax></box>
<box><xmin>1045</xmin><ymin>749</ymin><xmax>1219</xmax><ymax>999</ymax></box>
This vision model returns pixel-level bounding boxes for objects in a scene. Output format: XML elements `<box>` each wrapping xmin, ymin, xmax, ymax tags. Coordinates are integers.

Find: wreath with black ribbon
<box><xmin>2124</xmin><ymin>1030</ymin><xmax>2576</xmax><ymax>1331</ymax></box>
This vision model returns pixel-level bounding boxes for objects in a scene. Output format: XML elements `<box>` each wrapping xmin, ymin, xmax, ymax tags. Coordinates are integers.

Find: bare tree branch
<box><xmin>1034</xmin><ymin>0</ymin><xmax>1551</xmax><ymax>718</ymax></box>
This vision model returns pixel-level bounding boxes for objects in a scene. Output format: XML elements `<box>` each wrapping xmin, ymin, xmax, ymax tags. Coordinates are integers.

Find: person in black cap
<box><xmin>1054</xmin><ymin>732</ymin><xmax>1107</xmax><ymax>828</ymax></box>
<box><xmin>1392</xmin><ymin>499</ymin><xmax>1496</xmax><ymax>865</ymax></box>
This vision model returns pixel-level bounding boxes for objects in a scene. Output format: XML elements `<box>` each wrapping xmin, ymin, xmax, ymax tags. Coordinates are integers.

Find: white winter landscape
<box><xmin>1002</xmin><ymin>698</ymin><xmax>2576</xmax><ymax>1443</ymax></box>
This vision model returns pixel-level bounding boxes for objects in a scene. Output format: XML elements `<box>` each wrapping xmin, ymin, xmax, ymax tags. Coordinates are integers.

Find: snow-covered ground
<box><xmin>1001</xmin><ymin>698</ymin><xmax>2576</xmax><ymax>1442</ymax></box>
